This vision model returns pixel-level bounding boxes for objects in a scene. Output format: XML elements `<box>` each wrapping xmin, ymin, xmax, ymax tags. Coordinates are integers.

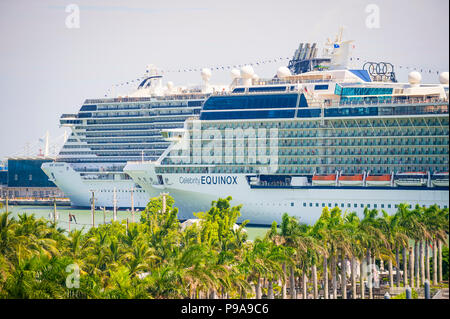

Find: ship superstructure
<box><xmin>42</xmin><ymin>66</ymin><xmax>227</xmax><ymax>208</ymax></box>
<box><xmin>124</xmin><ymin>32</ymin><xmax>449</xmax><ymax>225</ymax></box>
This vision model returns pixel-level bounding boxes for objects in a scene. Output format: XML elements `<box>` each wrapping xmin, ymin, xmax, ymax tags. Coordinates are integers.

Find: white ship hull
<box><xmin>41</xmin><ymin>162</ymin><xmax>157</xmax><ymax>208</ymax></box>
<box><xmin>124</xmin><ymin>170</ymin><xmax>449</xmax><ymax>225</ymax></box>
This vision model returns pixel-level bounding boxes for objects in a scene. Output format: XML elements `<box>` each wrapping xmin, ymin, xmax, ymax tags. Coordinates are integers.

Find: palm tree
<box><xmin>343</xmin><ymin>211</ymin><xmax>362</xmax><ymax>299</ymax></box>
<box><xmin>377</xmin><ymin>210</ymin><xmax>408</xmax><ymax>289</ymax></box>
<box><xmin>422</xmin><ymin>205</ymin><xmax>448</xmax><ymax>285</ymax></box>
<box><xmin>360</xmin><ymin>208</ymin><xmax>388</xmax><ymax>299</ymax></box>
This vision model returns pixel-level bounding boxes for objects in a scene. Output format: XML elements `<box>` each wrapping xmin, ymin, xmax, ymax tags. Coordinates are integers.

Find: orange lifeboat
<box><xmin>312</xmin><ymin>174</ymin><xmax>337</xmax><ymax>186</ymax></box>
<box><xmin>366</xmin><ymin>174</ymin><xmax>391</xmax><ymax>187</ymax></box>
<box><xmin>338</xmin><ymin>174</ymin><xmax>364</xmax><ymax>186</ymax></box>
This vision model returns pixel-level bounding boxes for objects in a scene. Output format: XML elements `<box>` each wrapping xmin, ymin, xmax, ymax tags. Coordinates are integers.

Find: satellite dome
<box><xmin>252</xmin><ymin>73</ymin><xmax>259</xmax><ymax>80</ymax></box>
<box><xmin>167</xmin><ymin>81</ymin><xmax>174</xmax><ymax>90</ymax></box>
<box><xmin>439</xmin><ymin>71</ymin><xmax>449</xmax><ymax>85</ymax></box>
<box><xmin>277</xmin><ymin>66</ymin><xmax>291</xmax><ymax>78</ymax></box>
<box><xmin>240</xmin><ymin>65</ymin><xmax>254</xmax><ymax>79</ymax></box>
<box><xmin>408</xmin><ymin>71</ymin><xmax>422</xmax><ymax>85</ymax></box>
<box><xmin>231</xmin><ymin>68</ymin><xmax>241</xmax><ymax>79</ymax></box>
<box><xmin>201</xmin><ymin>68</ymin><xmax>212</xmax><ymax>81</ymax></box>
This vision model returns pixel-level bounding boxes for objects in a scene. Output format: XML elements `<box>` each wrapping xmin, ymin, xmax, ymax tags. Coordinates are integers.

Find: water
<box><xmin>3</xmin><ymin>205</ymin><xmax>269</xmax><ymax>241</ymax></box>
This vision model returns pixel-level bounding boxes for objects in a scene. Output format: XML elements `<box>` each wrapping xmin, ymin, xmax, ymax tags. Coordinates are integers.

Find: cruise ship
<box><xmin>124</xmin><ymin>31</ymin><xmax>449</xmax><ymax>225</ymax></box>
<box><xmin>41</xmin><ymin>66</ymin><xmax>228</xmax><ymax>208</ymax></box>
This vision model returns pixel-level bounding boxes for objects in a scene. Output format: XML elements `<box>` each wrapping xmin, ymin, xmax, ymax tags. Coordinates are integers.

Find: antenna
<box><xmin>44</xmin><ymin>131</ymin><xmax>49</xmax><ymax>157</ymax></box>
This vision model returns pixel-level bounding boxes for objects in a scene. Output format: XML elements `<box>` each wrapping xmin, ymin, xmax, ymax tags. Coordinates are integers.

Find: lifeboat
<box><xmin>312</xmin><ymin>174</ymin><xmax>337</xmax><ymax>186</ymax></box>
<box><xmin>338</xmin><ymin>174</ymin><xmax>364</xmax><ymax>186</ymax></box>
<box><xmin>431</xmin><ymin>172</ymin><xmax>449</xmax><ymax>187</ymax></box>
<box><xmin>394</xmin><ymin>172</ymin><xmax>427</xmax><ymax>187</ymax></box>
<box><xmin>365</xmin><ymin>174</ymin><xmax>391</xmax><ymax>187</ymax></box>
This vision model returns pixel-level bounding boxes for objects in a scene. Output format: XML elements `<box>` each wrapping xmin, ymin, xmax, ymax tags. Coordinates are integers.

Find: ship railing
<box><xmin>84</xmin><ymin>93</ymin><xmax>210</xmax><ymax>104</ymax></box>
<box><xmin>61</xmin><ymin>114</ymin><xmax>78</xmax><ymax>118</ymax></box>
<box><xmin>305</xmin><ymin>97</ymin><xmax>448</xmax><ymax>109</ymax></box>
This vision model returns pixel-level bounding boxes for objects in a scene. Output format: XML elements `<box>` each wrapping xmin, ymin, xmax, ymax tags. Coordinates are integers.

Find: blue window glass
<box><xmin>299</xmin><ymin>94</ymin><xmax>308</xmax><ymax>108</ymax></box>
<box><xmin>78</xmin><ymin>112</ymin><xmax>92</xmax><ymax>118</ymax></box>
<box><xmin>314</xmin><ymin>84</ymin><xmax>329</xmax><ymax>90</ymax></box>
<box><xmin>297</xmin><ymin>109</ymin><xmax>321</xmax><ymax>118</ymax></box>
<box><xmin>80</xmin><ymin>104</ymin><xmax>97</xmax><ymax>111</ymax></box>
<box><xmin>200</xmin><ymin>109</ymin><xmax>295</xmax><ymax>120</ymax></box>
<box><xmin>203</xmin><ymin>94</ymin><xmax>298</xmax><ymax>111</ymax></box>
<box><xmin>232</xmin><ymin>88</ymin><xmax>245</xmax><ymax>93</ymax></box>
<box><xmin>188</xmin><ymin>100</ymin><xmax>203</xmax><ymax>106</ymax></box>
<box><xmin>248</xmin><ymin>86</ymin><xmax>286</xmax><ymax>92</ymax></box>
<box><xmin>325</xmin><ymin>107</ymin><xmax>378</xmax><ymax>117</ymax></box>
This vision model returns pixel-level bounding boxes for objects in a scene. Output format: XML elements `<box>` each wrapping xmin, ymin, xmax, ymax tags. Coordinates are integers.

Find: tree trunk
<box><xmin>332</xmin><ymin>254</ymin><xmax>337</xmax><ymax>299</ymax></box>
<box><xmin>426</xmin><ymin>241</ymin><xmax>430</xmax><ymax>282</ymax></box>
<box><xmin>341</xmin><ymin>253</ymin><xmax>347</xmax><ymax>299</ymax></box>
<box><xmin>302</xmin><ymin>271</ymin><xmax>307</xmax><ymax>299</ymax></box>
<box><xmin>312</xmin><ymin>264</ymin><xmax>318</xmax><ymax>299</ymax></box>
<box><xmin>360</xmin><ymin>257</ymin><xmax>365</xmax><ymax>299</ymax></box>
<box><xmin>396</xmin><ymin>247</ymin><xmax>401</xmax><ymax>287</ymax></box>
<box><xmin>351</xmin><ymin>256</ymin><xmax>356</xmax><ymax>299</ymax></box>
<box><xmin>414</xmin><ymin>241</ymin><xmax>419</xmax><ymax>287</ymax></box>
<box><xmin>402</xmin><ymin>247</ymin><xmax>408</xmax><ymax>287</ymax></box>
<box><xmin>256</xmin><ymin>276</ymin><xmax>261</xmax><ymax>299</ymax></box>
<box><xmin>367</xmin><ymin>250</ymin><xmax>373</xmax><ymax>299</ymax></box>
<box><xmin>282</xmin><ymin>263</ymin><xmax>287</xmax><ymax>299</ymax></box>
<box><xmin>388</xmin><ymin>258</ymin><xmax>394</xmax><ymax>288</ymax></box>
<box><xmin>289</xmin><ymin>266</ymin><xmax>296</xmax><ymax>299</ymax></box>
<box><xmin>409</xmin><ymin>246</ymin><xmax>414</xmax><ymax>288</ymax></box>
<box><xmin>438</xmin><ymin>240</ymin><xmax>443</xmax><ymax>283</ymax></box>
<box><xmin>420</xmin><ymin>241</ymin><xmax>425</xmax><ymax>285</ymax></box>
<box><xmin>323</xmin><ymin>257</ymin><xmax>328</xmax><ymax>299</ymax></box>
<box><xmin>433</xmin><ymin>240</ymin><xmax>438</xmax><ymax>285</ymax></box>
<box><xmin>268</xmin><ymin>280</ymin><xmax>274</xmax><ymax>299</ymax></box>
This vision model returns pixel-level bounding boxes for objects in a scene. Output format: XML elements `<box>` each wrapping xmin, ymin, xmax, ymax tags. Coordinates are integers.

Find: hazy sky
<box><xmin>0</xmin><ymin>0</ymin><xmax>448</xmax><ymax>159</ymax></box>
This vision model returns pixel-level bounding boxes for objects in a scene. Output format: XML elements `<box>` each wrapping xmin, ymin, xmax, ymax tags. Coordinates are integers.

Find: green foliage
<box><xmin>392</xmin><ymin>289</ymin><xmax>419</xmax><ymax>299</ymax></box>
<box><xmin>443</xmin><ymin>245</ymin><xmax>449</xmax><ymax>281</ymax></box>
<box><xmin>0</xmin><ymin>196</ymin><xmax>448</xmax><ymax>299</ymax></box>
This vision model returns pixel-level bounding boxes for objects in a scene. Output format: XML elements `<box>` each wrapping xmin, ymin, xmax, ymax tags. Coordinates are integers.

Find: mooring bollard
<box><xmin>405</xmin><ymin>286</ymin><xmax>412</xmax><ymax>299</ymax></box>
<box><xmin>384</xmin><ymin>292</ymin><xmax>390</xmax><ymax>299</ymax></box>
<box><xmin>424</xmin><ymin>280</ymin><xmax>430</xmax><ymax>299</ymax></box>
